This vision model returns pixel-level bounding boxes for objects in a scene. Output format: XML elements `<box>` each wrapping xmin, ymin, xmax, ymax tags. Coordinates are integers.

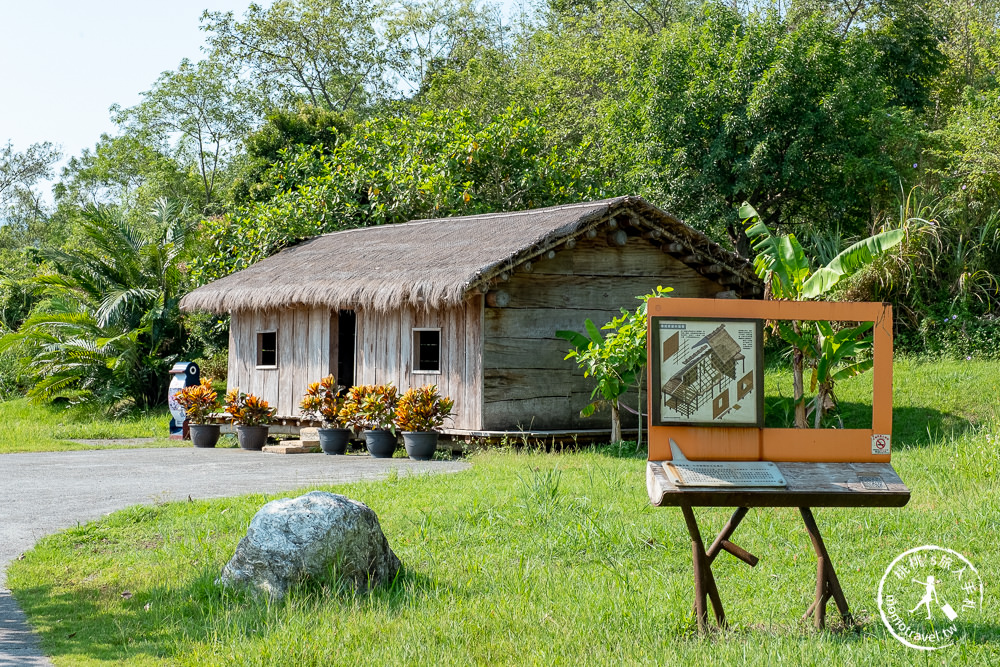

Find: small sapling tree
<box><xmin>557</xmin><ymin>286</ymin><xmax>672</xmax><ymax>444</ymax></box>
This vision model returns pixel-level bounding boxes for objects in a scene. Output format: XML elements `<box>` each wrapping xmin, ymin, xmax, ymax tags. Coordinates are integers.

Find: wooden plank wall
<box><xmin>228</xmin><ymin>307</ymin><xmax>333</xmax><ymax>416</ymax></box>
<box><xmin>482</xmin><ymin>234</ymin><xmax>725</xmax><ymax>430</ymax></box>
<box><xmin>354</xmin><ymin>295</ymin><xmax>483</xmax><ymax>430</ymax></box>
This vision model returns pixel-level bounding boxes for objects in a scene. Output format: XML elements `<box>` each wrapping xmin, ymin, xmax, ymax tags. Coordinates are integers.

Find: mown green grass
<box><xmin>0</xmin><ymin>397</ymin><xmax>178</xmax><ymax>453</ymax></box>
<box><xmin>7</xmin><ymin>359</ymin><xmax>1000</xmax><ymax>665</ymax></box>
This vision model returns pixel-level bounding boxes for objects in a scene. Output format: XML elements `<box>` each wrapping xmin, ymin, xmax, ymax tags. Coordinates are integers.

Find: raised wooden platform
<box><xmin>202</xmin><ymin>413</ymin><xmax>635</xmax><ymax>444</ymax></box>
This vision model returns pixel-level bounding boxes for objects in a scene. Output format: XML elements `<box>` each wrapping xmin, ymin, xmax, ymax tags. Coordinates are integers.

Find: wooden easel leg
<box><xmin>799</xmin><ymin>507</ymin><xmax>852</xmax><ymax>629</ymax></box>
<box><xmin>681</xmin><ymin>505</ymin><xmax>726</xmax><ymax>632</ymax></box>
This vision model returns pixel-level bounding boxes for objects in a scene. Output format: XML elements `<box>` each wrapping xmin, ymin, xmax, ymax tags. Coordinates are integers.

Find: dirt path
<box><xmin>0</xmin><ymin>447</ymin><xmax>469</xmax><ymax>666</ymax></box>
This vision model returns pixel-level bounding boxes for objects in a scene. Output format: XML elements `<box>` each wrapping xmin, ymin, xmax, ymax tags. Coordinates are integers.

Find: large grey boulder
<box><xmin>218</xmin><ymin>491</ymin><xmax>401</xmax><ymax>599</ymax></box>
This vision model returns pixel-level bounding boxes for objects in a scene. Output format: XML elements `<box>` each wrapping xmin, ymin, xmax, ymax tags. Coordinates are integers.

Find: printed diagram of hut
<box><xmin>660</xmin><ymin>323</ymin><xmax>755</xmax><ymax>422</ymax></box>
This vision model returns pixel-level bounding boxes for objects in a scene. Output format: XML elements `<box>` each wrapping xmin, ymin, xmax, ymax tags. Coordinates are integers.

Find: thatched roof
<box><xmin>180</xmin><ymin>195</ymin><xmax>760</xmax><ymax>314</ymax></box>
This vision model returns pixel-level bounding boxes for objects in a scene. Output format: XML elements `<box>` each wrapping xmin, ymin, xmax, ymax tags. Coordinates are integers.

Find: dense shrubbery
<box><xmin>898</xmin><ymin>312</ymin><xmax>1000</xmax><ymax>359</ymax></box>
<box><xmin>0</xmin><ymin>201</ymin><xmax>197</xmax><ymax>407</ymax></box>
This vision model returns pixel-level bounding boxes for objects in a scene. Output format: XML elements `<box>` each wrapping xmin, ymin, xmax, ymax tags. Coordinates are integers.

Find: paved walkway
<box><xmin>0</xmin><ymin>447</ymin><xmax>469</xmax><ymax>666</ymax></box>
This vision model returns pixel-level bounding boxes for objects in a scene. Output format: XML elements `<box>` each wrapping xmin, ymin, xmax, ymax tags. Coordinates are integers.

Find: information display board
<box><xmin>646</xmin><ymin>298</ymin><xmax>894</xmax><ymax>463</ymax></box>
<box><xmin>650</xmin><ymin>317</ymin><xmax>763</xmax><ymax>428</ymax></box>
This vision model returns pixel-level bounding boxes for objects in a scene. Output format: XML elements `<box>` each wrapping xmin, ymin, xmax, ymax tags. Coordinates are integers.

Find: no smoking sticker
<box><xmin>872</xmin><ymin>433</ymin><xmax>891</xmax><ymax>455</ymax></box>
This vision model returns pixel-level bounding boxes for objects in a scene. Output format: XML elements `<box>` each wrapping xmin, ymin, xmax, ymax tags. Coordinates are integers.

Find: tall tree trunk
<box><xmin>792</xmin><ymin>322</ymin><xmax>807</xmax><ymax>428</ymax></box>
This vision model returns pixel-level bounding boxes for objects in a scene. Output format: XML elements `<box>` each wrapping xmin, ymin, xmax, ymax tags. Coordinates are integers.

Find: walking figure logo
<box><xmin>878</xmin><ymin>545</ymin><xmax>983</xmax><ymax>650</ymax></box>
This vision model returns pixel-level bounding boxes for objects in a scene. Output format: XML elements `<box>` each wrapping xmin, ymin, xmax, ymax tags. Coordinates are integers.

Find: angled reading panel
<box><xmin>646</xmin><ymin>298</ymin><xmax>893</xmax><ymax>463</ymax></box>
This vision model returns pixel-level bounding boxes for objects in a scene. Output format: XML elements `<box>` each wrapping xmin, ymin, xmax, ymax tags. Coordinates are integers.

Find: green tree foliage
<box><xmin>601</xmin><ymin>8</ymin><xmax>906</xmax><ymax>247</ymax></box>
<box><xmin>194</xmin><ymin>107</ymin><xmax>601</xmax><ymax>282</ymax></box>
<box><xmin>55</xmin><ymin>133</ymin><xmax>202</xmax><ymax>215</ymax></box>
<box><xmin>112</xmin><ymin>58</ymin><xmax>254</xmax><ymax>212</ymax></box>
<box><xmin>0</xmin><ymin>141</ymin><xmax>62</xmax><ymax>360</ymax></box>
<box><xmin>869</xmin><ymin>0</ymin><xmax>947</xmax><ymax>110</ymax></box>
<box><xmin>390</xmin><ymin>0</ymin><xmax>509</xmax><ymax>97</ymax></box>
<box><xmin>226</xmin><ymin>105</ymin><xmax>351</xmax><ymax>205</ymax></box>
<box><xmin>0</xmin><ymin>200</ymin><xmax>194</xmax><ymax>407</ymax></box>
<box><xmin>202</xmin><ymin>0</ymin><xmax>402</xmax><ymax>112</ymax></box>
<box><xmin>0</xmin><ymin>141</ymin><xmax>59</xmax><ymax>222</ymax></box>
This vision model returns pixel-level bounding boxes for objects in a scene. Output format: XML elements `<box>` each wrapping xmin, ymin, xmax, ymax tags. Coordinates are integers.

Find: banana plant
<box><xmin>740</xmin><ymin>203</ymin><xmax>904</xmax><ymax>427</ymax></box>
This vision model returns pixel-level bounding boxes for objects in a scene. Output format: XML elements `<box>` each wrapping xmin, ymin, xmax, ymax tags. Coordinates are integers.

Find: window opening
<box><xmin>257</xmin><ymin>331</ymin><xmax>277</xmax><ymax>367</ymax></box>
<box><xmin>337</xmin><ymin>310</ymin><xmax>356</xmax><ymax>388</ymax></box>
<box><xmin>413</xmin><ymin>329</ymin><xmax>441</xmax><ymax>372</ymax></box>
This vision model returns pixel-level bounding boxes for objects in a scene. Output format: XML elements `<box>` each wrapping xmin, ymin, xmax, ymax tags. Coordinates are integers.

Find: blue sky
<box><xmin>1</xmin><ymin>0</ymin><xmax>265</xmax><ymax>171</ymax></box>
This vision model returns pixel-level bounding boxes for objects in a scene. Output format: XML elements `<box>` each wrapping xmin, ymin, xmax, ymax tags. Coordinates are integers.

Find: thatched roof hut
<box><xmin>181</xmin><ymin>196</ymin><xmax>758</xmax><ymax>314</ymax></box>
<box><xmin>181</xmin><ymin>196</ymin><xmax>760</xmax><ymax>436</ymax></box>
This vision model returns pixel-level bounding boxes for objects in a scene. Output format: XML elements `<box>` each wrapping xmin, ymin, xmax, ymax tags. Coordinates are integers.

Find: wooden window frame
<box><xmin>412</xmin><ymin>328</ymin><xmax>442</xmax><ymax>375</ymax></box>
<box><xmin>256</xmin><ymin>330</ymin><xmax>278</xmax><ymax>369</ymax></box>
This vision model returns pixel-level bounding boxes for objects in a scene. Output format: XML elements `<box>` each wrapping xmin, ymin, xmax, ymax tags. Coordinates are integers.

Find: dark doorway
<box><xmin>337</xmin><ymin>309</ymin><xmax>356</xmax><ymax>389</ymax></box>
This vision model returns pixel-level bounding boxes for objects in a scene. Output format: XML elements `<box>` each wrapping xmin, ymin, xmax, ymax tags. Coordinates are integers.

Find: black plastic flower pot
<box><xmin>318</xmin><ymin>427</ymin><xmax>351</xmax><ymax>455</ymax></box>
<box><xmin>402</xmin><ymin>431</ymin><xmax>439</xmax><ymax>460</ymax></box>
<box><xmin>190</xmin><ymin>423</ymin><xmax>221</xmax><ymax>448</ymax></box>
<box><xmin>363</xmin><ymin>429</ymin><xmax>397</xmax><ymax>458</ymax></box>
<box><xmin>236</xmin><ymin>425</ymin><xmax>269</xmax><ymax>451</ymax></box>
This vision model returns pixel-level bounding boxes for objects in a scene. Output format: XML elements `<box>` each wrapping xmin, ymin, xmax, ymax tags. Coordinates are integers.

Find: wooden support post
<box><xmin>607</xmin><ymin>229</ymin><xmax>628</xmax><ymax>247</ymax></box>
<box><xmin>691</xmin><ymin>507</ymin><xmax>756</xmax><ymax>619</ymax></box>
<box><xmin>799</xmin><ymin>507</ymin><xmax>852</xmax><ymax>629</ymax></box>
<box><xmin>486</xmin><ymin>290</ymin><xmax>510</xmax><ymax>308</ymax></box>
<box><xmin>681</xmin><ymin>505</ymin><xmax>725</xmax><ymax>633</ymax></box>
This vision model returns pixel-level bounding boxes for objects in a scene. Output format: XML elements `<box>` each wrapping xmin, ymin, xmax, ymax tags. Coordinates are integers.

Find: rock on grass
<box><xmin>218</xmin><ymin>491</ymin><xmax>401</xmax><ymax>599</ymax></box>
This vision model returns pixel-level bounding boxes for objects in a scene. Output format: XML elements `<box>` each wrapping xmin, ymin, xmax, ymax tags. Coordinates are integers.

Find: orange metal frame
<box><xmin>646</xmin><ymin>298</ymin><xmax>893</xmax><ymax>462</ymax></box>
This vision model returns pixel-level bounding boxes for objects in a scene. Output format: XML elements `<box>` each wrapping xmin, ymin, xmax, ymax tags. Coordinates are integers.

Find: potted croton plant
<box><xmin>395</xmin><ymin>385</ymin><xmax>455</xmax><ymax>460</ymax></box>
<box><xmin>174</xmin><ymin>378</ymin><xmax>221</xmax><ymax>448</ymax></box>
<box><xmin>299</xmin><ymin>375</ymin><xmax>350</xmax><ymax>455</ymax></box>
<box><xmin>225</xmin><ymin>388</ymin><xmax>276</xmax><ymax>451</ymax></box>
<box><xmin>341</xmin><ymin>384</ymin><xmax>398</xmax><ymax>458</ymax></box>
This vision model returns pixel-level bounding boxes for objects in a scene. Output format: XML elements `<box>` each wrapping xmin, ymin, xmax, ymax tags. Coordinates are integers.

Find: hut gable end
<box><xmin>480</xmin><ymin>231</ymin><xmax>736</xmax><ymax>431</ymax></box>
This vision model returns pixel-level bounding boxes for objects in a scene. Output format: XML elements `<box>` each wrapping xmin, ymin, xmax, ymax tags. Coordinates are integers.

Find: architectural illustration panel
<box><xmin>651</xmin><ymin>317</ymin><xmax>763</xmax><ymax>427</ymax></box>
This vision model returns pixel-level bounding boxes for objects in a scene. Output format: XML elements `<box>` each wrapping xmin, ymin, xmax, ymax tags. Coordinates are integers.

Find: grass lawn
<box><xmin>7</xmin><ymin>358</ymin><xmax>1000</xmax><ymax>665</ymax></box>
<box><xmin>0</xmin><ymin>398</ymin><xmax>179</xmax><ymax>453</ymax></box>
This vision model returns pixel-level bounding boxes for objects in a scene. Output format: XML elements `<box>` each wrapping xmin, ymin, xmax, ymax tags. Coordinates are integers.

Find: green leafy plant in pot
<box><xmin>225</xmin><ymin>388</ymin><xmax>276</xmax><ymax>451</ymax></box>
<box><xmin>300</xmin><ymin>375</ymin><xmax>350</xmax><ymax>455</ymax></box>
<box><xmin>174</xmin><ymin>378</ymin><xmax>221</xmax><ymax>448</ymax></box>
<box><xmin>395</xmin><ymin>385</ymin><xmax>454</xmax><ymax>460</ymax></box>
<box><xmin>341</xmin><ymin>384</ymin><xmax>398</xmax><ymax>458</ymax></box>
